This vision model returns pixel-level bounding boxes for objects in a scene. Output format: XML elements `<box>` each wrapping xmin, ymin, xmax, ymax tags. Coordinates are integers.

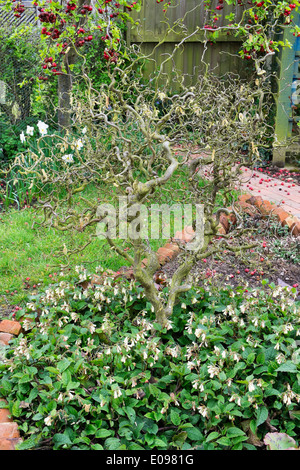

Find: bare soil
<box><xmin>160</xmin><ymin>213</ymin><xmax>300</xmax><ymax>296</ymax></box>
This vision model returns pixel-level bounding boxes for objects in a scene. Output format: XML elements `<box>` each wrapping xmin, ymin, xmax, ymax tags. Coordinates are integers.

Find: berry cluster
<box><xmin>103</xmin><ymin>48</ymin><xmax>119</xmax><ymax>63</ymax></box>
<box><xmin>13</xmin><ymin>2</ymin><xmax>25</xmax><ymax>18</ymax></box>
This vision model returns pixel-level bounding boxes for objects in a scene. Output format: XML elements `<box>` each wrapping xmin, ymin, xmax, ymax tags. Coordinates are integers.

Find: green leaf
<box><xmin>206</xmin><ymin>431</ymin><xmax>219</xmax><ymax>442</ymax></box>
<box><xmin>216</xmin><ymin>436</ymin><xmax>231</xmax><ymax>447</ymax></box>
<box><xmin>143</xmin><ymin>418</ymin><xmax>159</xmax><ymax>434</ymax></box>
<box><xmin>11</xmin><ymin>400</ymin><xmax>21</xmax><ymax>417</ymax></box>
<box><xmin>128</xmin><ymin>443</ymin><xmax>145</xmax><ymax>450</ymax></box>
<box><xmin>105</xmin><ymin>438</ymin><xmax>123</xmax><ymax>450</ymax></box>
<box><xmin>124</xmin><ymin>406</ymin><xmax>136</xmax><ymax>425</ymax></box>
<box><xmin>256</xmin><ymin>352</ymin><xmax>265</xmax><ymax>365</ymax></box>
<box><xmin>95</xmin><ymin>429</ymin><xmax>114</xmax><ymax>439</ymax></box>
<box><xmin>154</xmin><ymin>438</ymin><xmax>167</xmax><ymax>448</ymax></box>
<box><xmin>170</xmin><ymin>409</ymin><xmax>181</xmax><ymax>426</ymax></box>
<box><xmin>91</xmin><ymin>444</ymin><xmax>104</xmax><ymax>450</ymax></box>
<box><xmin>227</xmin><ymin>427</ymin><xmax>246</xmax><ymax>438</ymax></box>
<box><xmin>256</xmin><ymin>406</ymin><xmax>268</xmax><ymax>427</ymax></box>
<box><xmin>61</xmin><ymin>370</ymin><xmax>72</xmax><ymax>386</ymax></box>
<box><xmin>172</xmin><ymin>431</ymin><xmax>187</xmax><ymax>449</ymax></box>
<box><xmin>276</xmin><ymin>361</ymin><xmax>298</xmax><ymax>373</ymax></box>
<box><xmin>16</xmin><ymin>435</ymin><xmax>41</xmax><ymax>450</ymax></box>
<box><xmin>57</xmin><ymin>358</ymin><xmax>71</xmax><ymax>373</ymax></box>
<box><xmin>186</xmin><ymin>426</ymin><xmax>203</xmax><ymax>441</ymax></box>
<box><xmin>289</xmin><ymin>410</ymin><xmax>300</xmax><ymax>421</ymax></box>
<box><xmin>247</xmin><ymin>353</ymin><xmax>255</xmax><ymax>364</ymax></box>
<box><xmin>53</xmin><ymin>433</ymin><xmax>72</xmax><ymax>447</ymax></box>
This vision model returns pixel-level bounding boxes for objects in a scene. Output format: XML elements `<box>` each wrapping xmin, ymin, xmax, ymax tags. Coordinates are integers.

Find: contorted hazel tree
<box><xmin>1</xmin><ymin>0</ymin><xmax>300</xmax><ymax>128</ymax></box>
<box><xmin>11</xmin><ymin>46</ymin><xmax>273</xmax><ymax>327</ymax></box>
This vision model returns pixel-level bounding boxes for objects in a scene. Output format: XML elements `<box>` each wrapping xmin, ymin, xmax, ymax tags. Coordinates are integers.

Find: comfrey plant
<box><xmin>1</xmin><ymin>270</ymin><xmax>299</xmax><ymax>450</ymax></box>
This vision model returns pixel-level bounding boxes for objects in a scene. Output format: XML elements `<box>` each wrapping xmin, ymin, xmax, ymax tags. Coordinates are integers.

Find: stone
<box><xmin>0</xmin><ymin>333</ymin><xmax>14</xmax><ymax>345</ymax></box>
<box><xmin>0</xmin><ymin>423</ymin><xmax>20</xmax><ymax>439</ymax></box>
<box><xmin>0</xmin><ymin>320</ymin><xmax>22</xmax><ymax>336</ymax></box>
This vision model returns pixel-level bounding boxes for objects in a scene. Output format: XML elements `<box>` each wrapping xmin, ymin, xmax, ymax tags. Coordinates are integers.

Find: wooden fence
<box><xmin>0</xmin><ymin>1</ymin><xmax>36</xmax><ymax>28</ymax></box>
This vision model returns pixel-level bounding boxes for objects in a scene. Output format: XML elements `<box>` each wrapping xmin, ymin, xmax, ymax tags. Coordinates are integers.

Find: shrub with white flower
<box><xmin>62</xmin><ymin>154</ymin><xmax>74</xmax><ymax>163</ymax></box>
<box><xmin>26</xmin><ymin>125</ymin><xmax>34</xmax><ymax>136</ymax></box>
<box><xmin>75</xmin><ymin>138</ymin><xmax>84</xmax><ymax>151</ymax></box>
<box><xmin>20</xmin><ymin>131</ymin><xmax>26</xmax><ymax>143</ymax></box>
<box><xmin>37</xmin><ymin>120</ymin><xmax>49</xmax><ymax>137</ymax></box>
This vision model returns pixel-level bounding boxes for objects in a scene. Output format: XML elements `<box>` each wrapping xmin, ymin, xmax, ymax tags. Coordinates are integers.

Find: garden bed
<box><xmin>158</xmin><ymin>204</ymin><xmax>299</xmax><ymax>295</ymax></box>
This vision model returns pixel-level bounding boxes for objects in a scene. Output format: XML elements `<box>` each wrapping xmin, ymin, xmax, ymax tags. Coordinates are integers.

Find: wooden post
<box><xmin>273</xmin><ymin>14</ymin><xmax>299</xmax><ymax>167</ymax></box>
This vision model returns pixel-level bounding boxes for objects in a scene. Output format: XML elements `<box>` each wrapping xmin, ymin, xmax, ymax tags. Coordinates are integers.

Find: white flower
<box><xmin>20</xmin><ymin>131</ymin><xmax>26</xmax><ymax>143</ymax></box>
<box><xmin>83</xmin><ymin>403</ymin><xmax>91</xmax><ymax>413</ymax></box>
<box><xmin>197</xmin><ymin>405</ymin><xmax>209</xmax><ymax>418</ymax></box>
<box><xmin>82</xmin><ymin>126</ymin><xmax>87</xmax><ymax>134</ymax></box>
<box><xmin>248</xmin><ymin>380</ymin><xmax>256</xmax><ymax>392</ymax></box>
<box><xmin>37</xmin><ymin>120</ymin><xmax>48</xmax><ymax>136</ymax></box>
<box><xmin>44</xmin><ymin>416</ymin><xmax>53</xmax><ymax>426</ymax></box>
<box><xmin>75</xmin><ymin>138</ymin><xmax>84</xmax><ymax>150</ymax></box>
<box><xmin>282</xmin><ymin>385</ymin><xmax>296</xmax><ymax>406</ymax></box>
<box><xmin>26</xmin><ymin>125</ymin><xmax>34</xmax><ymax>136</ymax></box>
<box><xmin>113</xmin><ymin>388</ymin><xmax>122</xmax><ymax>399</ymax></box>
<box><xmin>62</xmin><ymin>154</ymin><xmax>74</xmax><ymax>163</ymax></box>
<box><xmin>207</xmin><ymin>364</ymin><xmax>219</xmax><ymax>378</ymax></box>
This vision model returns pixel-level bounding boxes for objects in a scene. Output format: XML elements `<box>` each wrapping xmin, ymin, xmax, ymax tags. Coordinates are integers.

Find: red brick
<box><xmin>259</xmin><ymin>200</ymin><xmax>275</xmax><ymax>216</ymax></box>
<box><xmin>0</xmin><ymin>438</ymin><xmax>19</xmax><ymax>450</ymax></box>
<box><xmin>0</xmin><ymin>400</ymin><xmax>11</xmax><ymax>424</ymax></box>
<box><xmin>174</xmin><ymin>226</ymin><xmax>195</xmax><ymax>243</ymax></box>
<box><xmin>270</xmin><ymin>207</ymin><xmax>290</xmax><ymax>225</ymax></box>
<box><xmin>0</xmin><ymin>320</ymin><xmax>22</xmax><ymax>336</ymax></box>
<box><xmin>0</xmin><ymin>333</ymin><xmax>14</xmax><ymax>345</ymax></box>
<box><xmin>157</xmin><ymin>247</ymin><xmax>176</xmax><ymax>264</ymax></box>
<box><xmin>237</xmin><ymin>200</ymin><xmax>256</xmax><ymax>216</ymax></box>
<box><xmin>219</xmin><ymin>213</ymin><xmax>229</xmax><ymax>232</ymax></box>
<box><xmin>292</xmin><ymin>220</ymin><xmax>300</xmax><ymax>237</ymax></box>
<box><xmin>283</xmin><ymin>216</ymin><xmax>300</xmax><ymax>236</ymax></box>
<box><xmin>227</xmin><ymin>208</ymin><xmax>237</xmax><ymax>227</ymax></box>
<box><xmin>247</xmin><ymin>195</ymin><xmax>264</xmax><ymax>208</ymax></box>
<box><xmin>0</xmin><ymin>409</ymin><xmax>12</xmax><ymax>424</ymax></box>
<box><xmin>163</xmin><ymin>243</ymin><xmax>180</xmax><ymax>254</ymax></box>
<box><xmin>238</xmin><ymin>193</ymin><xmax>252</xmax><ymax>204</ymax></box>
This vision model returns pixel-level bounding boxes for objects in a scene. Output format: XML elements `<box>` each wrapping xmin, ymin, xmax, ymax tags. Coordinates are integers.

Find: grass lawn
<box><xmin>0</xmin><ymin>164</ymin><xmax>238</xmax><ymax>307</ymax></box>
<box><xmin>0</xmin><ymin>205</ymin><xmax>127</xmax><ymax>306</ymax></box>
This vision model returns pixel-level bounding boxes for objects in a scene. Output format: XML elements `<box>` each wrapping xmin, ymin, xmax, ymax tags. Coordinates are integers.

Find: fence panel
<box><xmin>127</xmin><ymin>0</ymin><xmax>250</xmax><ymax>84</ymax></box>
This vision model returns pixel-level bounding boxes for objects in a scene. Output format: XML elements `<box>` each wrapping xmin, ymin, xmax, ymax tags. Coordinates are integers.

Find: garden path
<box><xmin>239</xmin><ymin>166</ymin><xmax>300</xmax><ymax>218</ymax></box>
<box><xmin>183</xmin><ymin>148</ymin><xmax>300</xmax><ymax>217</ymax></box>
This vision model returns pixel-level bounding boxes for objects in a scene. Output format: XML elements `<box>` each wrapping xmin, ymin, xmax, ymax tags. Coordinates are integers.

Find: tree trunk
<box><xmin>57</xmin><ymin>49</ymin><xmax>77</xmax><ymax>131</ymax></box>
<box><xmin>57</xmin><ymin>0</ymin><xmax>90</xmax><ymax>130</ymax></box>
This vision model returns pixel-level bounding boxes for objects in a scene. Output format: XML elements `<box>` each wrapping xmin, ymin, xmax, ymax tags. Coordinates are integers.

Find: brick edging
<box><xmin>237</xmin><ymin>193</ymin><xmax>300</xmax><ymax>237</ymax></box>
<box><xmin>0</xmin><ymin>320</ymin><xmax>22</xmax><ymax>450</ymax></box>
<box><xmin>87</xmin><ymin>193</ymin><xmax>299</xmax><ymax>286</ymax></box>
